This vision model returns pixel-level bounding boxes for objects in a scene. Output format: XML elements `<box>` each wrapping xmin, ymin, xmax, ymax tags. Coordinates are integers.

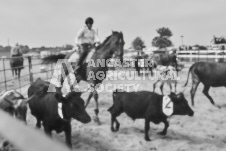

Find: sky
<box><xmin>0</xmin><ymin>0</ymin><xmax>226</xmax><ymax>48</ymax></box>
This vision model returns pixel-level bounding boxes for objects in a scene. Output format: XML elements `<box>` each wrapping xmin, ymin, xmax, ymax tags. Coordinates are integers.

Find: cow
<box><xmin>0</xmin><ymin>90</ymin><xmax>33</xmax><ymax>151</ymax></box>
<box><xmin>184</xmin><ymin>62</ymin><xmax>226</xmax><ymax>107</ymax></box>
<box><xmin>27</xmin><ymin>78</ymin><xmax>91</xmax><ymax>148</ymax></box>
<box><xmin>108</xmin><ymin>89</ymin><xmax>194</xmax><ymax>141</ymax></box>
<box><xmin>153</xmin><ymin>65</ymin><xmax>178</xmax><ymax>94</ymax></box>
<box><xmin>0</xmin><ymin>90</ymin><xmax>32</xmax><ymax>123</ymax></box>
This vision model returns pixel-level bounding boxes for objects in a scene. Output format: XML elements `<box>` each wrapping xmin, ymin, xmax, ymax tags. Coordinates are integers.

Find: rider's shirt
<box><xmin>11</xmin><ymin>46</ymin><xmax>22</xmax><ymax>56</ymax></box>
<box><xmin>75</xmin><ymin>26</ymin><xmax>100</xmax><ymax>45</ymax></box>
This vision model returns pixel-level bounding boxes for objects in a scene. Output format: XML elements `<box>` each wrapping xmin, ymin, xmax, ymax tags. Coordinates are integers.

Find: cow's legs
<box><xmin>111</xmin><ymin>116</ymin><xmax>121</xmax><ymax>132</ymax></box>
<box><xmin>111</xmin><ymin>111</ymin><xmax>122</xmax><ymax>132</ymax></box>
<box><xmin>202</xmin><ymin>85</ymin><xmax>215</xmax><ymax>105</ymax></box>
<box><xmin>64</xmin><ymin>123</ymin><xmax>72</xmax><ymax>149</ymax></box>
<box><xmin>144</xmin><ymin>119</ymin><xmax>151</xmax><ymax>141</ymax></box>
<box><xmin>36</xmin><ymin>118</ymin><xmax>41</xmax><ymax>129</ymax></box>
<box><xmin>43</xmin><ymin>125</ymin><xmax>52</xmax><ymax>138</ymax></box>
<box><xmin>190</xmin><ymin>80</ymin><xmax>200</xmax><ymax>106</ymax></box>
<box><xmin>158</xmin><ymin>119</ymin><xmax>169</xmax><ymax>135</ymax></box>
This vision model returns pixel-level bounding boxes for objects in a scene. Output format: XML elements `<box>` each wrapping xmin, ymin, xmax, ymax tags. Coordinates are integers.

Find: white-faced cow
<box><xmin>0</xmin><ymin>90</ymin><xmax>33</xmax><ymax>151</ymax></box>
<box><xmin>108</xmin><ymin>89</ymin><xmax>194</xmax><ymax>141</ymax></box>
<box><xmin>184</xmin><ymin>62</ymin><xmax>226</xmax><ymax>107</ymax></box>
<box><xmin>0</xmin><ymin>90</ymin><xmax>33</xmax><ymax>123</ymax></box>
<box><xmin>27</xmin><ymin>78</ymin><xmax>91</xmax><ymax>148</ymax></box>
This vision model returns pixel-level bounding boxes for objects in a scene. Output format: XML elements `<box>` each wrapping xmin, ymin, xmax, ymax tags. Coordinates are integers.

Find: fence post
<box><xmin>189</xmin><ymin>51</ymin><xmax>192</xmax><ymax>62</ymax></box>
<box><xmin>28</xmin><ymin>56</ymin><xmax>33</xmax><ymax>83</ymax></box>
<box><xmin>2</xmin><ymin>58</ymin><xmax>7</xmax><ymax>91</ymax></box>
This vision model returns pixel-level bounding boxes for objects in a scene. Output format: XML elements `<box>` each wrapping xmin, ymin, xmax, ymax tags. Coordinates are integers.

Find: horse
<box><xmin>134</xmin><ymin>53</ymin><xmax>154</xmax><ymax>76</ymax></box>
<box><xmin>10</xmin><ymin>55</ymin><xmax>24</xmax><ymax>80</ymax></box>
<box><xmin>42</xmin><ymin>31</ymin><xmax>125</xmax><ymax>124</ymax></box>
<box><xmin>150</xmin><ymin>51</ymin><xmax>179</xmax><ymax>94</ymax></box>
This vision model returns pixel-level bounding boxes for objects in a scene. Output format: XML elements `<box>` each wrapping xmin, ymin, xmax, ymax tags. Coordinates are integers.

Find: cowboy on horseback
<box><xmin>10</xmin><ymin>43</ymin><xmax>22</xmax><ymax>57</ymax></box>
<box><xmin>74</xmin><ymin>17</ymin><xmax>100</xmax><ymax>73</ymax></box>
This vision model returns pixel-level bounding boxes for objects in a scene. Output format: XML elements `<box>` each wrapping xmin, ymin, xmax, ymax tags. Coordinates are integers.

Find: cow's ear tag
<box><xmin>58</xmin><ymin>103</ymin><xmax>63</xmax><ymax>119</ymax></box>
<box><xmin>162</xmin><ymin>96</ymin><xmax>173</xmax><ymax>117</ymax></box>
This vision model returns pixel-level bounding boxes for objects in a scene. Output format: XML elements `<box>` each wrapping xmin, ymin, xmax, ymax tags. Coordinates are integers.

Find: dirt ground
<box><xmin>2</xmin><ymin>65</ymin><xmax>226</xmax><ymax>151</ymax></box>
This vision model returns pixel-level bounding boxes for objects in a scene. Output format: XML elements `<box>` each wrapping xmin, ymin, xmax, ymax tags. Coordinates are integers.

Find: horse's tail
<box><xmin>42</xmin><ymin>54</ymin><xmax>66</xmax><ymax>64</ymax></box>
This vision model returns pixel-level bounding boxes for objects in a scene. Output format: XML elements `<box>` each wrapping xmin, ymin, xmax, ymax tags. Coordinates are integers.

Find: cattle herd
<box><xmin>0</xmin><ymin>61</ymin><xmax>225</xmax><ymax>150</ymax></box>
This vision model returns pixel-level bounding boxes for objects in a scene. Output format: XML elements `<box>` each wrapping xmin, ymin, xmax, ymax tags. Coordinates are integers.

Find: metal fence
<box><xmin>177</xmin><ymin>49</ymin><xmax>226</xmax><ymax>62</ymax></box>
<box><xmin>0</xmin><ymin>56</ymin><xmax>54</xmax><ymax>95</ymax></box>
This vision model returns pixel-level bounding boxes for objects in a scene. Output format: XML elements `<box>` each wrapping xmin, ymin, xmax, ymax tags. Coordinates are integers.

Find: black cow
<box><xmin>184</xmin><ymin>62</ymin><xmax>226</xmax><ymax>107</ymax></box>
<box><xmin>108</xmin><ymin>89</ymin><xmax>194</xmax><ymax>141</ymax></box>
<box><xmin>27</xmin><ymin>78</ymin><xmax>91</xmax><ymax>148</ymax></box>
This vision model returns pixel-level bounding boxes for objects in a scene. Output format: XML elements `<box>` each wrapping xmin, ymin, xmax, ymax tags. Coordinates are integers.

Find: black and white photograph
<box><xmin>0</xmin><ymin>0</ymin><xmax>226</xmax><ymax>151</ymax></box>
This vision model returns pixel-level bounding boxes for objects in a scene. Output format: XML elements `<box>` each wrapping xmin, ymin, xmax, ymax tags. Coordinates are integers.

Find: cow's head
<box><xmin>0</xmin><ymin>90</ymin><xmax>34</xmax><ymax>123</ymax></box>
<box><xmin>169</xmin><ymin>92</ymin><xmax>194</xmax><ymax>116</ymax></box>
<box><xmin>55</xmin><ymin>91</ymin><xmax>91</xmax><ymax>123</ymax></box>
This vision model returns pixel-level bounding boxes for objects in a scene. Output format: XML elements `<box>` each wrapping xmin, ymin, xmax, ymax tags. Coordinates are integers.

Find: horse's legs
<box><xmin>93</xmin><ymin>90</ymin><xmax>100</xmax><ymax>124</ymax></box>
<box><xmin>85</xmin><ymin>92</ymin><xmax>93</xmax><ymax>108</ymax></box>
<box><xmin>93</xmin><ymin>90</ymin><xmax>99</xmax><ymax>116</ymax></box>
<box><xmin>15</xmin><ymin>69</ymin><xmax>18</xmax><ymax>79</ymax></box>
<box><xmin>11</xmin><ymin>69</ymin><xmax>15</xmax><ymax>79</ymax></box>
<box><xmin>153</xmin><ymin>80</ymin><xmax>160</xmax><ymax>93</ymax></box>
<box><xmin>18</xmin><ymin>69</ymin><xmax>21</xmax><ymax>80</ymax></box>
<box><xmin>168</xmin><ymin>81</ymin><xmax>172</xmax><ymax>93</ymax></box>
<box><xmin>160</xmin><ymin>82</ymin><xmax>164</xmax><ymax>95</ymax></box>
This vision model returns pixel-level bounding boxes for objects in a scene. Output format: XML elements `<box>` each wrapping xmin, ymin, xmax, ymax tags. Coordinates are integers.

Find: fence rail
<box><xmin>177</xmin><ymin>49</ymin><xmax>226</xmax><ymax>62</ymax></box>
<box><xmin>0</xmin><ymin>56</ymin><xmax>53</xmax><ymax>95</ymax></box>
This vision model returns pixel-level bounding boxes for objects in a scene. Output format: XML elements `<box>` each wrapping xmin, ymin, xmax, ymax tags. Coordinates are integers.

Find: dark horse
<box><xmin>152</xmin><ymin>51</ymin><xmax>178</xmax><ymax>70</ymax></box>
<box><xmin>42</xmin><ymin>31</ymin><xmax>124</xmax><ymax>124</ymax></box>
<box><xmin>134</xmin><ymin>53</ymin><xmax>154</xmax><ymax>76</ymax></box>
<box><xmin>10</xmin><ymin>55</ymin><xmax>24</xmax><ymax>80</ymax></box>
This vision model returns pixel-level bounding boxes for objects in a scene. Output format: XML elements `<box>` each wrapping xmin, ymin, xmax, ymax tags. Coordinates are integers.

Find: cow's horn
<box><xmin>25</xmin><ymin>95</ymin><xmax>35</xmax><ymax>103</ymax></box>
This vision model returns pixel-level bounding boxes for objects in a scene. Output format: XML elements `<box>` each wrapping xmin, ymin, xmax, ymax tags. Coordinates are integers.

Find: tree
<box><xmin>132</xmin><ymin>37</ymin><xmax>145</xmax><ymax>52</ymax></box>
<box><xmin>152</xmin><ymin>27</ymin><xmax>173</xmax><ymax>49</ymax></box>
<box><xmin>212</xmin><ymin>36</ymin><xmax>226</xmax><ymax>44</ymax></box>
<box><xmin>20</xmin><ymin>45</ymin><xmax>30</xmax><ymax>54</ymax></box>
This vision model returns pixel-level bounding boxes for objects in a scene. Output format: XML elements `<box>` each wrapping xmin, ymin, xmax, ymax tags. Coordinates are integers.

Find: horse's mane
<box><xmin>96</xmin><ymin>35</ymin><xmax>112</xmax><ymax>50</ymax></box>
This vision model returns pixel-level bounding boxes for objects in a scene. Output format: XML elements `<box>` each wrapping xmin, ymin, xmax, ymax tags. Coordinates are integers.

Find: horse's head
<box><xmin>109</xmin><ymin>31</ymin><xmax>125</xmax><ymax>63</ymax></box>
<box><xmin>96</xmin><ymin>31</ymin><xmax>124</xmax><ymax>64</ymax></box>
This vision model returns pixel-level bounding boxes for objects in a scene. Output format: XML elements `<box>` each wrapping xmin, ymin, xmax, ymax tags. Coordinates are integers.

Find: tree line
<box><xmin>0</xmin><ymin>44</ymin><xmax>74</xmax><ymax>54</ymax></box>
<box><xmin>132</xmin><ymin>27</ymin><xmax>226</xmax><ymax>52</ymax></box>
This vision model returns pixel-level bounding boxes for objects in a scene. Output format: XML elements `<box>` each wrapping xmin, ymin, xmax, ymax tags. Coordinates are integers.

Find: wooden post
<box><xmin>28</xmin><ymin>56</ymin><xmax>33</xmax><ymax>83</ymax></box>
<box><xmin>2</xmin><ymin>58</ymin><xmax>7</xmax><ymax>91</ymax></box>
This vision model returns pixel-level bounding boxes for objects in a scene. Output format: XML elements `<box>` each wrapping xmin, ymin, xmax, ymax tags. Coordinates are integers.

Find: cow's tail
<box><xmin>183</xmin><ymin>64</ymin><xmax>194</xmax><ymax>87</ymax></box>
<box><xmin>108</xmin><ymin>89</ymin><xmax>124</xmax><ymax>113</ymax></box>
<box><xmin>42</xmin><ymin>54</ymin><xmax>66</xmax><ymax>64</ymax></box>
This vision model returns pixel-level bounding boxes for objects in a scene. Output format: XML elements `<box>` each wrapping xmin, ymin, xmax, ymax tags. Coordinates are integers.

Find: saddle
<box><xmin>68</xmin><ymin>48</ymin><xmax>95</xmax><ymax>64</ymax></box>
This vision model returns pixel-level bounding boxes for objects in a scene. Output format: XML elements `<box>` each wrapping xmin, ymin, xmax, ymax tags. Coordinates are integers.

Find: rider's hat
<box><xmin>85</xmin><ymin>17</ymin><xmax>94</xmax><ymax>24</ymax></box>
